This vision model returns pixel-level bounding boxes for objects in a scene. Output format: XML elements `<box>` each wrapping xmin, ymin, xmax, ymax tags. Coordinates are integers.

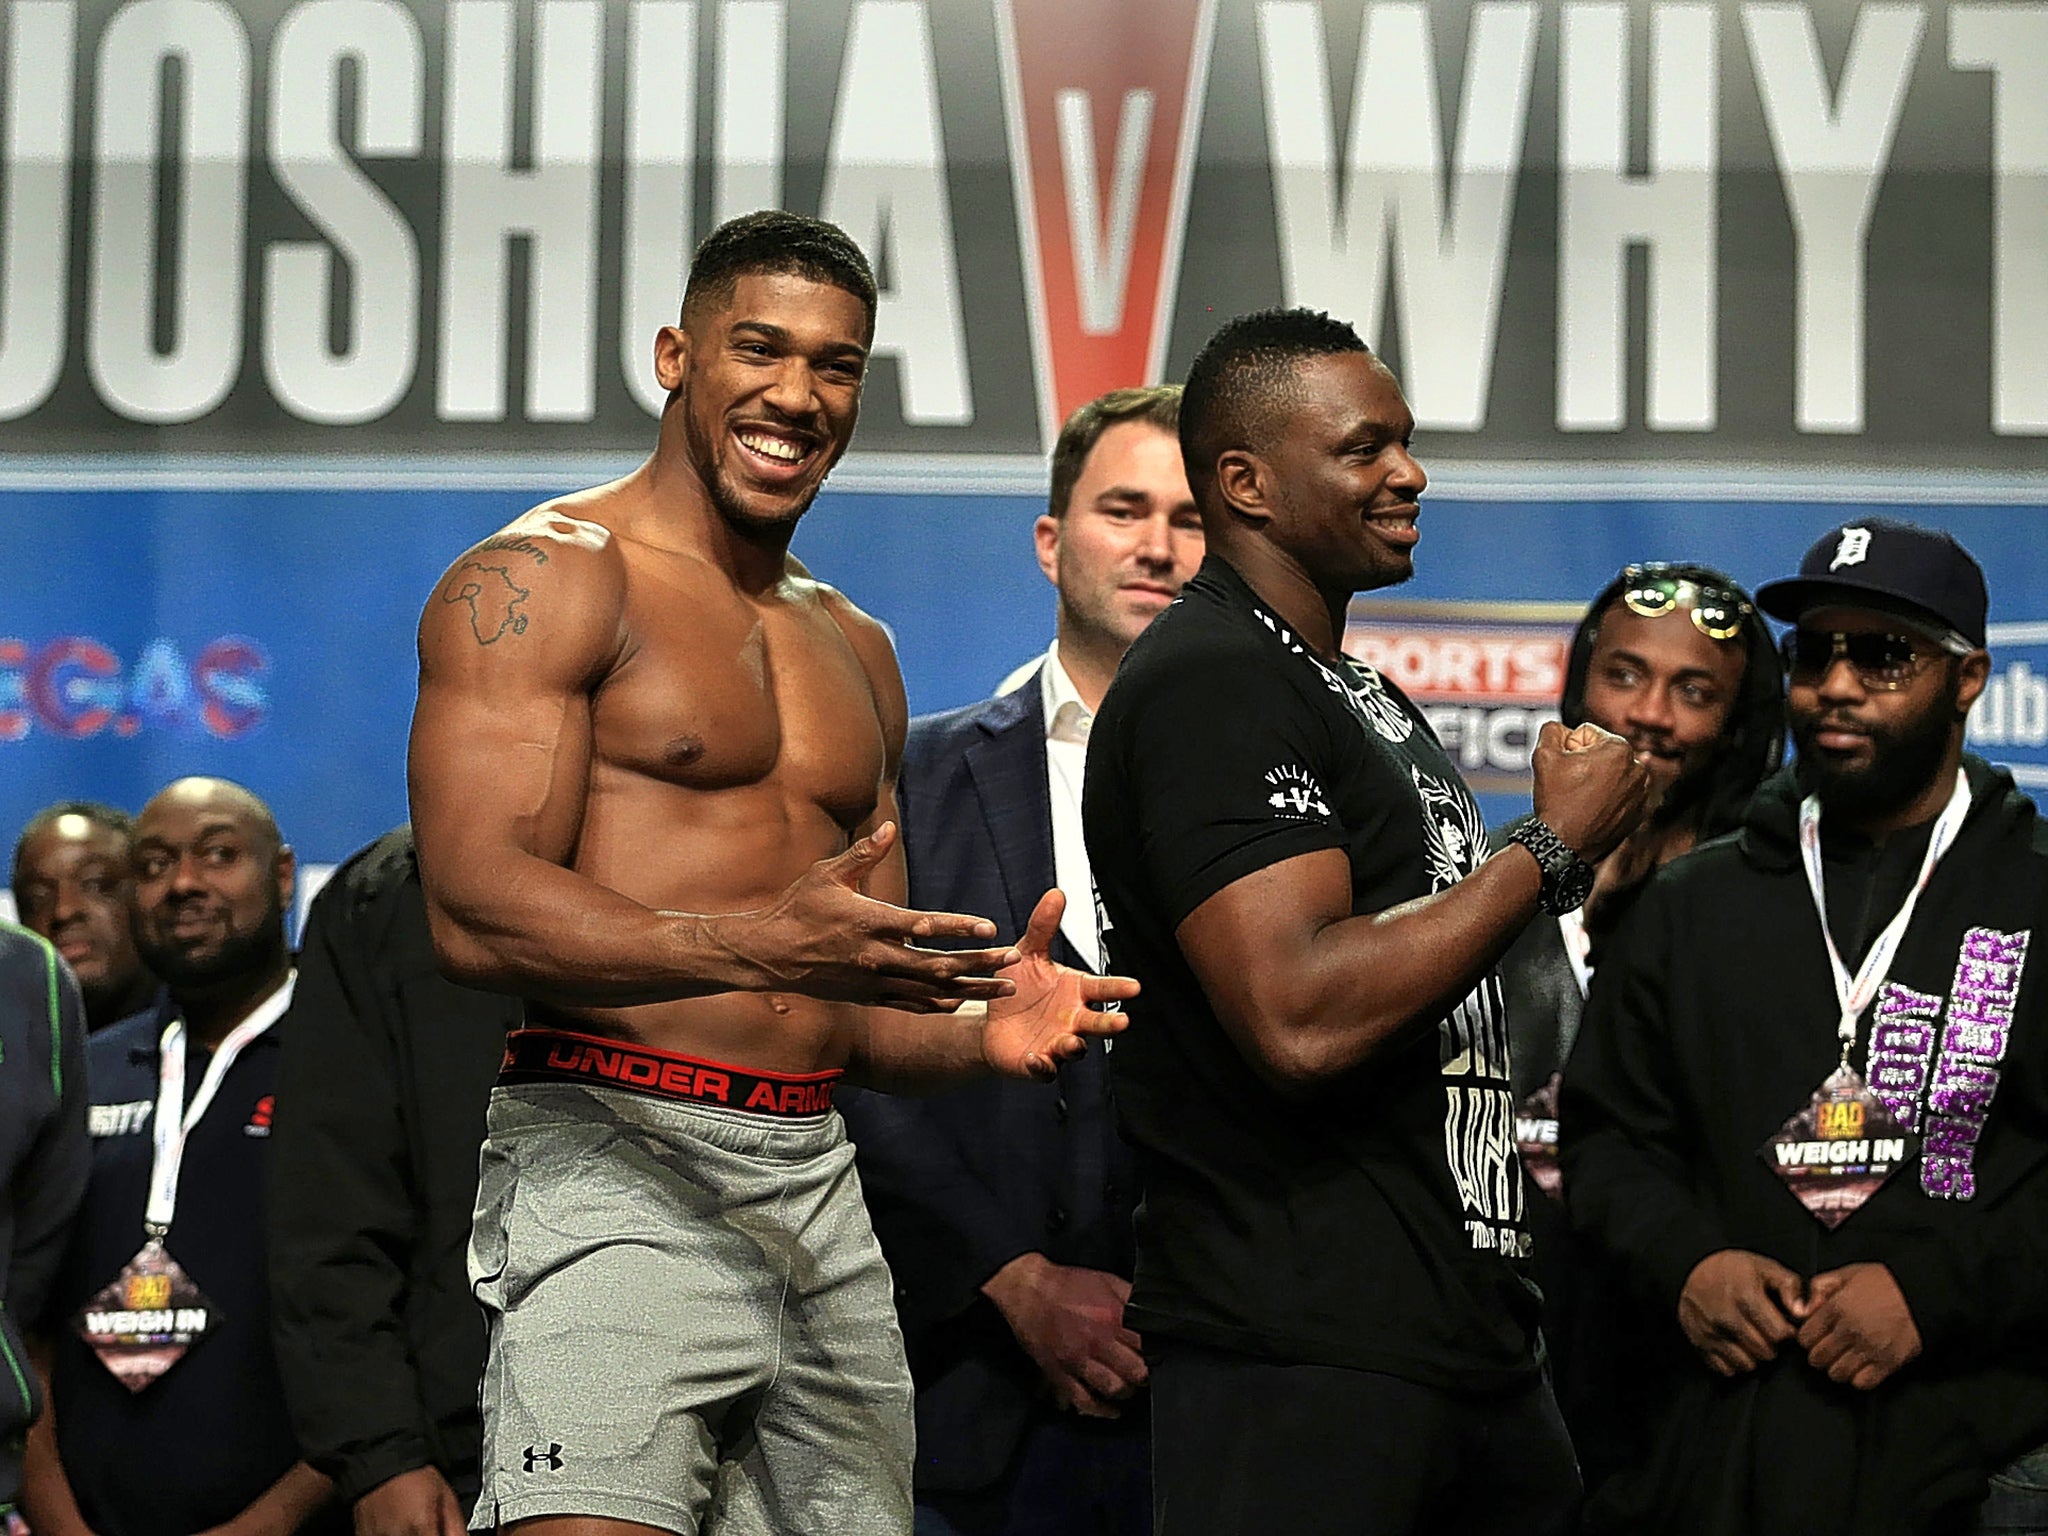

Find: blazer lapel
<box><xmin>963</xmin><ymin>676</ymin><xmax>1060</xmax><ymax>947</ymax></box>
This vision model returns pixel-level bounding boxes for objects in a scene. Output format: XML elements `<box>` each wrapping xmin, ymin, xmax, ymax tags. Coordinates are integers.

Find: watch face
<box><xmin>1553</xmin><ymin>861</ymin><xmax>1595</xmax><ymax>911</ymax></box>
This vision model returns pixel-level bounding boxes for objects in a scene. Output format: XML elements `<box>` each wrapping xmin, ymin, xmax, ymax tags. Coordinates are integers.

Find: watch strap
<box><xmin>1507</xmin><ymin>817</ymin><xmax>1594</xmax><ymax>916</ymax></box>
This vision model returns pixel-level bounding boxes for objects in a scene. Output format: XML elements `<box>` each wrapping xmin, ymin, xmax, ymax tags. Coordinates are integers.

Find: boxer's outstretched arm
<box><xmin>408</xmin><ymin>520</ymin><xmax>1019</xmax><ymax>1011</ymax></box>
<box><xmin>819</xmin><ymin>587</ymin><xmax>1133</xmax><ymax>1085</ymax></box>
<box><xmin>1178</xmin><ymin>721</ymin><xmax>1647</xmax><ymax>1093</ymax></box>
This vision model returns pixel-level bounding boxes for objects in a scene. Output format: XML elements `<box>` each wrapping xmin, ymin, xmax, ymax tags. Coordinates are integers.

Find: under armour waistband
<box><xmin>497</xmin><ymin>1027</ymin><xmax>841</xmax><ymax>1118</ymax></box>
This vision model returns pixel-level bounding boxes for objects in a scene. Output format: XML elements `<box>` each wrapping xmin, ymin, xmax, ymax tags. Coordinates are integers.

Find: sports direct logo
<box><xmin>0</xmin><ymin>635</ymin><xmax>270</xmax><ymax>741</ymax></box>
<box><xmin>1344</xmin><ymin>600</ymin><xmax>1577</xmax><ymax>792</ymax></box>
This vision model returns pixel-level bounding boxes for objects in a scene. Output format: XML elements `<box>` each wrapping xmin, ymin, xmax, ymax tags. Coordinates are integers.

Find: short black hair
<box><xmin>1179</xmin><ymin>308</ymin><xmax>1371</xmax><ymax>496</ymax></box>
<box><xmin>1562</xmin><ymin>563</ymin><xmax>1787</xmax><ymax>840</ymax></box>
<box><xmin>681</xmin><ymin>210</ymin><xmax>878</xmax><ymax>339</ymax></box>
<box><xmin>1048</xmin><ymin>385</ymin><xmax>1183</xmax><ymax>518</ymax></box>
<box><xmin>13</xmin><ymin>800</ymin><xmax>136</xmax><ymax>888</ymax></box>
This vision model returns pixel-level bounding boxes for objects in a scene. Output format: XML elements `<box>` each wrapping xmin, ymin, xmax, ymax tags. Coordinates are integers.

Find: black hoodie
<box><xmin>266</xmin><ymin>830</ymin><xmax>520</xmax><ymax>1507</ymax></box>
<box><xmin>1561</xmin><ymin>755</ymin><xmax>2048</xmax><ymax>1536</ymax></box>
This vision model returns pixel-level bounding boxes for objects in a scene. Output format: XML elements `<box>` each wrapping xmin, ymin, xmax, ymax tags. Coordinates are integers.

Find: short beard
<box><xmin>1792</xmin><ymin>670</ymin><xmax>1960</xmax><ymax>825</ymax></box>
<box><xmin>682</xmin><ymin>380</ymin><xmax>825</xmax><ymax>537</ymax></box>
<box><xmin>140</xmin><ymin>899</ymin><xmax>287</xmax><ymax>992</ymax></box>
<box><xmin>707</xmin><ymin>468</ymin><xmax>812</xmax><ymax>537</ymax></box>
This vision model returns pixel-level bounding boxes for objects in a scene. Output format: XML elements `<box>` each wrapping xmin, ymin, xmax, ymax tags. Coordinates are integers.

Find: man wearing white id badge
<box><xmin>20</xmin><ymin>779</ymin><xmax>343</xmax><ymax>1536</ymax></box>
<box><xmin>1563</xmin><ymin>519</ymin><xmax>2048</xmax><ymax>1536</ymax></box>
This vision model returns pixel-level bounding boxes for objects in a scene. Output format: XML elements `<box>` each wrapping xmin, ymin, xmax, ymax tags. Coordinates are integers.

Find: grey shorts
<box><xmin>468</xmin><ymin>1046</ymin><xmax>913</xmax><ymax>1535</ymax></box>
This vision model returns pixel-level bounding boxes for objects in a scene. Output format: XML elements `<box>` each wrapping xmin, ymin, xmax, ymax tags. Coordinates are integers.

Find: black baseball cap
<box><xmin>1755</xmin><ymin>517</ymin><xmax>1987</xmax><ymax>650</ymax></box>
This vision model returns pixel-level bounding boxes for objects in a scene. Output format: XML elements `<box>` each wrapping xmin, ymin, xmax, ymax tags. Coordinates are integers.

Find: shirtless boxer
<box><xmin>407</xmin><ymin>211</ymin><xmax>1135</xmax><ymax>1536</ymax></box>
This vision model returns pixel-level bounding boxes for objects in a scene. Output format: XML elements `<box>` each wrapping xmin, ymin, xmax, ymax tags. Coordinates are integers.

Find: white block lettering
<box><xmin>1558</xmin><ymin>2</ymin><xmax>1718</xmax><ymax>431</ymax></box>
<box><xmin>819</xmin><ymin>0</ymin><xmax>972</xmax><ymax>425</ymax></box>
<box><xmin>620</xmin><ymin>0</ymin><xmax>697</xmax><ymax>416</ymax></box>
<box><xmin>1951</xmin><ymin>5</ymin><xmax>2048</xmax><ymax>435</ymax></box>
<box><xmin>264</xmin><ymin>0</ymin><xmax>424</xmax><ymax>425</ymax></box>
<box><xmin>0</xmin><ymin>1</ymin><xmax>74</xmax><ymax>420</ymax></box>
<box><xmin>1745</xmin><ymin>3</ymin><xmax>1923</xmax><ymax>433</ymax></box>
<box><xmin>88</xmin><ymin>0</ymin><xmax>250</xmax><ymax>424</ymax></box>
<box><xmin>438</xmin><ymin>0</ymin><xmax>602</xmax><ymax>422</ymax></box>
<box><xmin>1057</xmin><ymin>86</ymin><xmax>1153</xmax><ymax>335</ymax></box>
<box><xmin>1258</xmin><ymin>1</ymin><xmax>1538</xmax><ymax>430</ymax></box>
<box><xmin>714</xmin><ymin>0</ymin><xmax>783</xmax><ymax>224</ymax></box>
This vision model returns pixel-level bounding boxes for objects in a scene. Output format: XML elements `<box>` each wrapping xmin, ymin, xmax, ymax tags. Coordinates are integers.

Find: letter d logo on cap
<box><xmin>1831</xmin><ymin>528</ymin><xmax>1873</xmax><ymax>571</ymax></box>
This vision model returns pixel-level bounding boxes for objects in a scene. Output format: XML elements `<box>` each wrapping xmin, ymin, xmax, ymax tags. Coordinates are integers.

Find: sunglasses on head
<box><xmin>1619</xmin><ymin>565</ymin><xmax>1752</xmax><ymax>642</ymax></box>
<box><xmin>1779</xmin><ymin>628</ymin><xmax>1940</xmax><ymax>691</ymax></box>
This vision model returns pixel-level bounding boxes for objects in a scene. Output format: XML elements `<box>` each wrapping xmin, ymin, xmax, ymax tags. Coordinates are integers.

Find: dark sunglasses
<box><xmin>1780</xmin><ymin>628</ymin><xmax>1937</xmax><ymax>691</ymax></box>
<box><xmin>1619</xmin><ymin>565</ymin><xmax>1752</xmax><ymax>641</ymax></box>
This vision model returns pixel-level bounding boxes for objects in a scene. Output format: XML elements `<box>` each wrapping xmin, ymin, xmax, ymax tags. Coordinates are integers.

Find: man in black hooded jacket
<box><xmin>268</xmin><ymin>827</ymin><xmax>520</xmax><ymax>1534</ymax></box>
<box><xmin>1563</xmin><ymin>518</ymin><xmax>2048</xmax><ymax>1535</ymax></box>
<box><xmin>1497</xmin><ymin>562</ymin><xmax>1784</xmax><ymax>1493</ymax></box>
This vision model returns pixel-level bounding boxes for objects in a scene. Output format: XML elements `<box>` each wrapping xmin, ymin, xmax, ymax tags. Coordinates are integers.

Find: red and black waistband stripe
<box><xmin>497</xmin><ymin>1028</ymin><xmax>841</xmax><ymax>1118</ymax></box>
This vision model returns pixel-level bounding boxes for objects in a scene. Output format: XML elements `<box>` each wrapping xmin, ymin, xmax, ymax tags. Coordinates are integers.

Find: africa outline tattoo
<box><xmin>443</xmin><ymin>562</ymin><xmax>532</xmax><ymax>644</ymax></box>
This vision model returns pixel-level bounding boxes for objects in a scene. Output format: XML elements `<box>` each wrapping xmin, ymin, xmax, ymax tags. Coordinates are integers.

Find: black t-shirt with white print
<box><xmin>1082</xmin><ymin>556</ymin><xmax>1539</xmax><ymax>1389</ymax></box>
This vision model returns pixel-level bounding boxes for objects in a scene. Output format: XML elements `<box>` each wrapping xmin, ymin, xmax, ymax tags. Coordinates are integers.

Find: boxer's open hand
<box><xmin>725</xmin><ymin>823</ymin><xmax>1024</xmax><ymax>1012</ymax></box>
<box><xmin>981</xmin><ymin>889</ymin><xmax>1137</xmax><ymax>1080</ymax></box>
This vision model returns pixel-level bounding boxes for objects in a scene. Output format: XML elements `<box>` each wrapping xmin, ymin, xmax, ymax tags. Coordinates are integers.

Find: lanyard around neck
<box><xmin>1796</xmin><ymin>771</ymin><xmax>1969</xmax><ymax>1054</ymax></box>
<box><xmin>146</xmin><ymin>972</ymin><xmax>295</xmax><ymax>1239</ymax></box>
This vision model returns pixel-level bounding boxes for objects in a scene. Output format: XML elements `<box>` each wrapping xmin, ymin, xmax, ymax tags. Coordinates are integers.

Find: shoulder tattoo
<box><xmin>441</xmin><ymin>560</ymin><xmax>535</xmax><ymax>645</ymax></box>
<box><xmin>474</xmin><ymin>533</ymin><xmax>555</xmax><ymax>563</ymax></box>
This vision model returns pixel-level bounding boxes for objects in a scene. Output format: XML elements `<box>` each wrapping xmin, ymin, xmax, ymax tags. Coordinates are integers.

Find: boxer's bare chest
<box><xmin>589</xmin><ymin>559</ymin><xmax>888</xmax><ymax>831</ymax></box>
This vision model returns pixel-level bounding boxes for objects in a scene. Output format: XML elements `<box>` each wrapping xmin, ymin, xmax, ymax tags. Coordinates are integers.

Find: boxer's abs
<box><xmin>551</xmin><ymin>587</ymin><xmax>894</xmax><ymax>1076</ymax></box>
<box><xmin>546</xmin><ymin>754</ymin><xmax>878</xmax><ymax>1075</ymax></box>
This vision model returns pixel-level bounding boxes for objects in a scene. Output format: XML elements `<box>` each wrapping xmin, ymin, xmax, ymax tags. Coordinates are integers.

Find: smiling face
<box><xmin>1580</xmin><ymin>603</ymin><xmax>1747</xmax><ymax>800</ymax></box>
<box><xmin>1259</xmin><ymin>353</ymin><xmax>1426</xmax><ymax>593</ymax></box>
<box><xmin>1036</xmin><ymin>419</ymin><xmax>1203</xmax><ymax>661</ymax></box>
<box><xmin>131</xmin><ymin>783</ymin><xmax>293</xmax><ymax>991</ymax></box>
<box><xmin>658</xmin><ymin>270</ymin><xmax>871</xmax><ymax>532</ymax></box>
<box><xmin>14</xmin><ymin>815</ymin><xmax>149</xmax><ymax>1009</ymax></box>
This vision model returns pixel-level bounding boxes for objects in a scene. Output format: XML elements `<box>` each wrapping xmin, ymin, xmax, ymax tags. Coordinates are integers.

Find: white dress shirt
<box><xmin>1557</xmin><ymin>910</ymin><xmax>1594</xmax><ymax>998</ymax></box>
<box><xmin>1037</xmin><ymin>643</ymin><xmax>1102</xmax><ymax>971</ymax></box>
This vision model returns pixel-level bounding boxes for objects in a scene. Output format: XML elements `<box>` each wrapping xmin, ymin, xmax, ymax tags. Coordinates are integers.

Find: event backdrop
<box><xmin>4</xmin><ymin>0</ymin><xmax>2046</xmax><ymax>462</ymax></box>
<box><xmin>0</xmin><ymin>0</ymin><xmax>2042</xmax><ymax>901</ymax></box>
<box><xmin>2</xmin><ymin>484</ymin><xmax>2044</xmax><ymax>883</ymax></box>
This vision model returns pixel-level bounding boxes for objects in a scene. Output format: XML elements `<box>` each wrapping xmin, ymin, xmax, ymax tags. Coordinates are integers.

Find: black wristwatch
<box><xmin>1506</xmin><ymin>817</ymin><xmax>1595</xmax><ymax>916</ymax></box>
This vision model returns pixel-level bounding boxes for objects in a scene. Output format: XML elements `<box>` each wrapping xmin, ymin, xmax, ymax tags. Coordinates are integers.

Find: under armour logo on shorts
<box><xmin>1830</xmin><ymin>527</ymin><xmax>1872</xmax><ymax>570</ymax></box>
<box><xmin>524</xmin><ymin>1443</ymin><xmax>565</xmax><ymax>1473</ymax></box>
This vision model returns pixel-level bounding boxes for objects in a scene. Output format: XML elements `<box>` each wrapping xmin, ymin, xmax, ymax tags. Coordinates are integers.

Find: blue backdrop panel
<box><xmin>0</xmin><ymin>487</ymin><xmax>2040</xmax><ymax>868</ymax></box>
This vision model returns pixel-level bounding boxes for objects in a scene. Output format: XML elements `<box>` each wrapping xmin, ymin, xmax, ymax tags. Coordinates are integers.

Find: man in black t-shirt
<box><xmin>1081</xmin><ymin>309</ymin><xmax>1648</xmax><ymax>1536</ymax></box>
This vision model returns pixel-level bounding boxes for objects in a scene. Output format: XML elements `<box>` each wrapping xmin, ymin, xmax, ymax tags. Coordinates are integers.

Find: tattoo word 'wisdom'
<box><xmin>443</xmin><ymin>562</ymin><xmax>532</xmax><ymax>644</ymax></box>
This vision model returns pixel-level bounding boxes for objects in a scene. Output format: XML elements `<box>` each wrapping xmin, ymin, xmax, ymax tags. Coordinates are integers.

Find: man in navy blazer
<box><xmin>842</xmin><ymin>385</ymin><xmax>1202</xmax><ymax>1536</ymax></box>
